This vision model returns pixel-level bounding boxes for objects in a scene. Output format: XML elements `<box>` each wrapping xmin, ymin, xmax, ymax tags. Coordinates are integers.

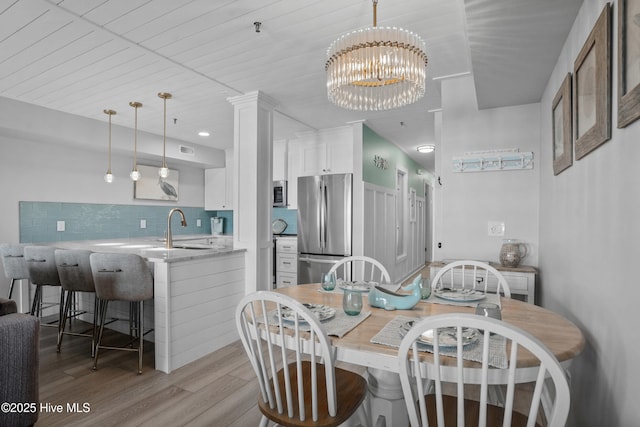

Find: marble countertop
<box><xmin>51</xmin><ymin>235</ymin><xmax>245</xmax><ymax>263</ymax></box>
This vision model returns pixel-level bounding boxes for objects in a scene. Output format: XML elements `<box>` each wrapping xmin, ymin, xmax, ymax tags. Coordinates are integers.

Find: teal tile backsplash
<box><xmin>19</xmin><ymin>202</ymin><xmax>299</xmax><ymax>243</ymax></box>
<box><xmin>19</xmin><ymin>201</ymin><xmax>216</xmax><ymax>243</ymax></box>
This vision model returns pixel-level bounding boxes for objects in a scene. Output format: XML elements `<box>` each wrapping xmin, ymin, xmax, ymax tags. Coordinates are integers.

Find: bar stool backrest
<box><xmin>24</xmin><ymin>246</ymin><xmax>61</xmax><ymax>287</ymax></box>
<box><xmin>0</xmin><ymin>243</ymin><xmax>30</xmax><ymax>281</ymax></box>
<box><xmin>89</xmin><ymin>253</ymin><xmax>153</xmax><ymax>301</ymax></box>
<box><xmin>55</xmin><ymin>249</ymin><xmax>95</xmax><ymax>293</ymax></box>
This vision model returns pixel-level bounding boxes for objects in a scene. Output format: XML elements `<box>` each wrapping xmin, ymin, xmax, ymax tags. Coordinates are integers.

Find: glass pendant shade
<box><xmin>158</xmin><ymin>92</ymin><xmax>172</xmax><ymax>178</ymax></box>
<box><xmin>103</xmin><ymin>109</ymin><xmax>116</xmax><ymax>183</ymax></box>
<box><xmin>325</xmin><ymin>1</ymin><xmax>427</xmax><ymax>111</ymax></box>
<box><xmin>129</xmin><ymin>101</ymin><xmax>142</xmax><ymax>182</ymax></box>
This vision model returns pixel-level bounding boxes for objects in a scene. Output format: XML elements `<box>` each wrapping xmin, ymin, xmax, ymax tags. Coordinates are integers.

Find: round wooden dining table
<box><xmin>272</xmin><ymin>284</ymin><xmax>585</xmax><ymax>425</ymax></box>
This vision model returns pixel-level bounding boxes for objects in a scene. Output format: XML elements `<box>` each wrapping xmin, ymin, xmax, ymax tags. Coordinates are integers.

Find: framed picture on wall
<box><xmin>134</xmin><ymin>164</ymin><xmax>179</xmax><ymax>201</ymax></box>
<box><xmin>617</xmin><ymin>0</ymin><xmax>640</xmax><ymax>128</ymax></box>
<box><xmin>552</xmin><ymin>73</ymin><xmax>573</xmax><ymax>175</ymax></box>
<box><xmin>573</xmin><ymin>3</ymin><xmax>611</xmax><ymax>160</ymax></box>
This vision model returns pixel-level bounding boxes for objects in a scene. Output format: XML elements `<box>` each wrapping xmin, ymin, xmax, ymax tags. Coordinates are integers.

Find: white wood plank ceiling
<box><xmin>0</xmin><ymin>0</ymin><xmax>582</xmax><ymax>171</ymax></box>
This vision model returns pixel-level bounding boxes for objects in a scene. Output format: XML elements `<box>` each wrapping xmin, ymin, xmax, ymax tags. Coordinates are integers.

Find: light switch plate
<box><xmin>140</xmin><ymin>219</ymin><xmax>147</xmax><ymax>229</ymax></box>
<box><xmin>488</xmin><ymin>221</ymin><xmax>505</xmax><ymax>236</ymax></box>
<box><xmin>56</xmin><ymin>220</ymin><xmax>65</xmax><ymax>232</ymax></box>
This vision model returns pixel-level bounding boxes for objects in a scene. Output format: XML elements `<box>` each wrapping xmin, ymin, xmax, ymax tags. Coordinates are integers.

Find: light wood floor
<box><xmin>35</xmin><ymin>322</ymin><xmax>264</xmax><ymax>427</ymax></box>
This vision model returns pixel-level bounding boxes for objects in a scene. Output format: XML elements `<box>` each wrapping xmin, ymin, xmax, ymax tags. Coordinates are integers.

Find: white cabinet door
<box><xmin>273</xmin><ymin>140</ymin><xmax>287</xmax><ymax>181</ymax></box>
<box><xmin>325</xmin><ymin>139</ymin><xmax>353</xmax><ymax>174</ymax></box>
<box><xmin>205</xmin><ymin>168</ymin><xmax>233</xmax><ymax>210</ymax></box>
<box><xmin>294</xmin><ymin>139</ymin><xmax>353</xmax><ymax>177</ymax></box>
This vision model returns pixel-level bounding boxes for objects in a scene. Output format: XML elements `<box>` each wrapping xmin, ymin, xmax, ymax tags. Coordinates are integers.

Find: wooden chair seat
<box><xmin>259</xmin><ymin>361</ymin><xmax>367</xmax><ymax>427</ymax></box>
<box><xmin>421</xmin><ymin>394</ymin><xmax>541</xmax><ymax>427</ymax></box>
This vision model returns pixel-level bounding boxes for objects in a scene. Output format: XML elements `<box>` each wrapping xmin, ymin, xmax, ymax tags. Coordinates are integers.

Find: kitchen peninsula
<box><xmin>51</xmin><ymin>236</ymin><xmax>245</xmax><ymax>373</ymax></box>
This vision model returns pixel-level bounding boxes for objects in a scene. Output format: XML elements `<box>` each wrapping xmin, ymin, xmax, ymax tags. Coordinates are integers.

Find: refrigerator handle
<box><xmin>322</xmin><ymin>181</ymin><xmax>328</xmax><ymax>250</ymax></box>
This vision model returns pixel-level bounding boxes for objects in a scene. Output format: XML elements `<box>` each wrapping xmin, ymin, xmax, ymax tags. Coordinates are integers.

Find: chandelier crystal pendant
<box><xmin>129</xmin><ymin>101</ymin><xmax>142</xmax><ymax>181</ymax></box>
<box><xmin>158</xmin><ymin>92</ymin><xmax>172</xmax><ymax>178</ymax></box>
<box><xmin>103</xmin><ymin>109</ymin><xmax>116</xmax><ymax>183</ymax></box>
<box><xmin>325</xmin><ymin>0</ymin><xmax>428</xmax><ymax>111</ymax></box>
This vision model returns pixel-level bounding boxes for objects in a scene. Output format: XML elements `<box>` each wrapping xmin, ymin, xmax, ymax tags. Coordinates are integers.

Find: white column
<box><xmin>227</xmin><ymin>91</ymin><xmax>277</xmax><ymax>293</ymax></box>
<box><xmin>349</xmin><ymin>120</ymin><xmax>365</xmax><ymax>258</ymax></box>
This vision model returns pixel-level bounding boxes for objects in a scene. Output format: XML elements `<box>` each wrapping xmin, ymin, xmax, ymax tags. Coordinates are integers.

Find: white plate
<box><xmin>399</xmin><ymin>321</ymin><xmax>479</xmax><ymax>348</ymax></box>
<box><xmin>338</xmin><ymin>281</ymin><xmax>377</xmax><ymax>292</ymax></box>
<box><xmin>280</xmin><ymin>304</ymin><xmax>336</xmax><ymax>323</ymax></box>
<box><xmin>434</xmin><ymin>288</ymin><xmax>486</xmax><ymax>302</ymax></box>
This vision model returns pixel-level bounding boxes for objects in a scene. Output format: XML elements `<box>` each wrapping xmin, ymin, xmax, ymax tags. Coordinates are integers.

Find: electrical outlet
<box><xmin>56</xmin><ymin>221</ymin><xmax>65</xmax><ymax>232</ymax></box>
<box><xmin>488</xmin><ymin>221</ymin><xmax>505</xmax><ymax>236</ymax></box>
<box><xmin>140</xmin><ymin>219</ymin><xmax>147</xmax><ymax>229</ymax></box>
<box><xmin>196</xmin><ymin>219</ymin><xmax>202</xmax><ymax>227</ymax></box>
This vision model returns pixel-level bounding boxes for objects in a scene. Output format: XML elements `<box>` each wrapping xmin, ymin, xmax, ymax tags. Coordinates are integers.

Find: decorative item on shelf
<box><xmin>325</xmin><ymin>0</ymin><xmax>427</xmax><ymax>111</ymax></box>
<box><xmin>452</xmin><ymin>148</ymin><xmax>534</xmax><ymax>173</ymax></box>
<box><xmin>129</xmin><ymin>101</ymin><xmax>142</xmax><ymax>181</ymax></box>
<box><xmin>499</xmin><ymin>239</ymin><xmax>528</xmax><ymax>268</ymax></box>
<box><xmin>158</xmin><ymin>92</ymin><xmax>172</xmax><ymax>178</ymax></box>
<box><xmin>103</xmin><ymin>109</ymin><xmax>116</xmax><ymax>183</ymax></box>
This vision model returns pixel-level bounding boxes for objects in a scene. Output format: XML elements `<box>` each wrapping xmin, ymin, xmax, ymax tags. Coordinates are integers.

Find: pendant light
<box><xmin>325</xmin><ymin>0</ymin><xmax>428</xmax><ymax>110</ymax></box>
<box><xmin>129</xmin><ymin>101</ymin><xmax>142</xmax><ymax>181</ymax></box>
<box><xmin>158</xmin><ymin>92</ymin><xmax>172</xmax><ymax>178</ymax></box>
<box><xmin>103</xmin><ymin>109</ymin><xmax>116</xmax><ymax>183</ymax></box>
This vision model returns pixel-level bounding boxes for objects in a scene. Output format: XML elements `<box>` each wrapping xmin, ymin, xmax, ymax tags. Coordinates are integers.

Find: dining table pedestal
<box><xmin>366</xmin><ymin>367</ymin><xmax>409</xmax><ymax>427</ymax></box>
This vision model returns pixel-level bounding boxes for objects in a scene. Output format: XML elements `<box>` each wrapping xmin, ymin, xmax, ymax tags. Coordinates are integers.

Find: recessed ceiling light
<box><xmin>198</xmin><ymin>131</ymin><xmax>210</xmax><ymax>137</ymax></box>
<box><xmin>417</xmin><ymin>144</ymin><xmax>435</xmax><ymax>153</ymax></box>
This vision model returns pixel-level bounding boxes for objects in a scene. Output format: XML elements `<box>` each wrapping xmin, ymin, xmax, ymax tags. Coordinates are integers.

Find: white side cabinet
<box><xmin>429</xmin><ymin>262</ymin><xmax>537</xmax><ymax>304</ymax></box>
<box><xmin>275</xmin><ymin>236</ymin><xmax>298</xmax><ymax>287</ymax></box>
<box><xmin>204</xmin><ymin>167</ymin><xmax>234</xmax><ymax>210</ymax></box>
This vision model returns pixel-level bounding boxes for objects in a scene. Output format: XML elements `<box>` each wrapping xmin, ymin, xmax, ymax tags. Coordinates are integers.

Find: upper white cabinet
<box><xmin>273</xmin><ymin>140</ymin><xmax>287</xmax><ymax>182</ymax></box>
<box><xmin>204</xmin><ymin>168</ymin><xmax>233</xmax><ymax>210</ymax></box>
<box><xmin>205</xmin><ymin>150</ymin><xmax>234</xmax><ymax>211</ymax></box>
<box><xmin>293</xmin><ymin>138</ymin><xmax>353</xmax><ymax>177</ymax></box>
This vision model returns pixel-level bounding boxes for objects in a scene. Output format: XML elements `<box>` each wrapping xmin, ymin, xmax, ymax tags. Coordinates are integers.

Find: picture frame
<box><xmin>552</xmin><ymin>73</ymin><xmax>573</xmax><ymax>175</ymax></box>
<box><xmin>134</xmin><ymin>164</ymin><xmax>179</xmax><ymax>201</ymax></box>
<box><xmin>617</xmin><ymin>0</ymin><xmax>640</xmax><ymax>128</ymax></box>
<box><xmin>573</xmin><ymin>3</ymin><xmax>611</xmax><ymax>160</ymax></box>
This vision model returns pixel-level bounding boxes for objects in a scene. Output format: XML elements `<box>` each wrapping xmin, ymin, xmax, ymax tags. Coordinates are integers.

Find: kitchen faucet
<box><xmin>166</xmin><ymin>208</ymin><xmax>187</xmax><ymax>249</ymax></box>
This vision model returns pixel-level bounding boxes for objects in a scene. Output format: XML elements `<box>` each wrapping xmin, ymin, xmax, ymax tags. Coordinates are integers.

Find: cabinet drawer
<box><xmin>277</xmin><ymin>272</ymin><xmax>298</xmax><ymax>288</ymax></box>
<box><xmin>276</xmin><ymin>238</ymin><xmax>297</xmax><ymax>253</ymax></box>
<box><xmin>277</xmin><ymin>253</ymin><xmax>297</xmax><ymax>273</ymax></box>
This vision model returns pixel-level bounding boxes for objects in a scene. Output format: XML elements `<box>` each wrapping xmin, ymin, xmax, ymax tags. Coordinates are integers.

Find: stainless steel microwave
<box><xmin>273</xmin><ymin>180</ymin><xmax>288</xmax><ymax>207</ymax></box>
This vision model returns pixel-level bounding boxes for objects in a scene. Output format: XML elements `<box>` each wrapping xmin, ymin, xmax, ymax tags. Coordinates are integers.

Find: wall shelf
<box><xmin>452</xmin><ymin>150</ymin><xmax>533</xmax><ymax>173</ymax></box>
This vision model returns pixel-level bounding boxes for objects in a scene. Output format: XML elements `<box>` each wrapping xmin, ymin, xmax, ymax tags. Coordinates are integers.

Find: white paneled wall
<box><xmin>363</xmin><ymin>183</ymin><xmax>426</xmax><ymax>284</ymax></box>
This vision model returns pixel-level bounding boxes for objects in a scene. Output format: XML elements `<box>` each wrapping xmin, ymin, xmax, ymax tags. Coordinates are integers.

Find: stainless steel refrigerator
<box><xmin>297</xmin><ymin>173</ymin><xmax>352</xmax><ymax>284</ymax></box>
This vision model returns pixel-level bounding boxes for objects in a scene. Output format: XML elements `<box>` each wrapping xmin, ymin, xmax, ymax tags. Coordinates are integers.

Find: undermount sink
<box><xmin>171</xmin><ymin>244</ymin><xmax>215</xmax><ymax>250</ymax></box>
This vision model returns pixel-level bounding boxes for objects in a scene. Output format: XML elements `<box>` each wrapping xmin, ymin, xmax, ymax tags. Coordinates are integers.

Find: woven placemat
<box><xmin>266</xmin><ymin>309</ymin><xmax>371</xmax><ymax>338</ymax></box>
<box><xmin>370</xmin><ymin>315</ymin><xmax>507</xmax><ymax>368</ymax></box>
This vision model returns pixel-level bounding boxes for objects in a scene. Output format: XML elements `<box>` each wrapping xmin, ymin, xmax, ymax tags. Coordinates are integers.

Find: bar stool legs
<box><xmin>93</xmin><ymin>299</ymin><xmax>146</xmax><ymax>374</ymax></box>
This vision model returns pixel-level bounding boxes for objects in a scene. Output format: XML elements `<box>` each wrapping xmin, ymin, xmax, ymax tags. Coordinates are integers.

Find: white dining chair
<box><xmin>431</xmin><ymin>260</ymin><xmax>511</xmax><ymax>298</ymax></box>
<box><xmin>235</xmin><ymin>291</ymin><xmax>372</xmax><ymax>427</ymax></box>
<box><xmin>329</xmin><ymin>255</ymin><xmax>391</xmax><ymax>284</ymax></box>
<box><xmin>398</xmin><ymin>313</ymin><xmax>570</xmax><ymax>427</ymax></box>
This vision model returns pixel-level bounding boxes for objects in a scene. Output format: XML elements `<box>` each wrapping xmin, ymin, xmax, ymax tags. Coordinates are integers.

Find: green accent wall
<box><xmin>362</xmin><ymin>125</ymin><xmax>426</xmax><ymax>197</ymax></box>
